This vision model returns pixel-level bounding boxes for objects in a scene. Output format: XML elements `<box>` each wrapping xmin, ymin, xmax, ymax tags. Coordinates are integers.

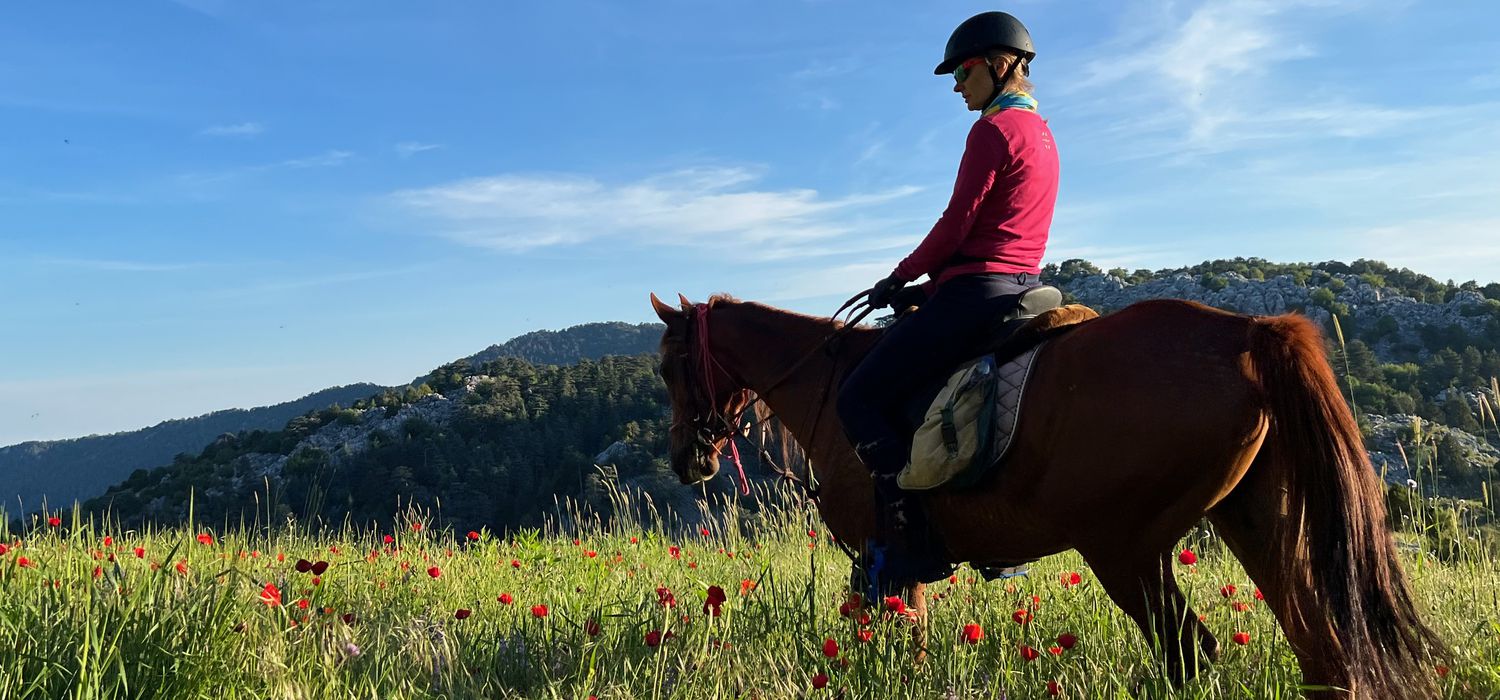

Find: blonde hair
<box><xmin>984</xmin><ymin>49</ymin><xmax>1035</xmax><ymax>94</ymax></box>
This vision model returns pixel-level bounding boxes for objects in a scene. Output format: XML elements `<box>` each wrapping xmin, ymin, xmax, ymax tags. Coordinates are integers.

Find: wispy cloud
<box><xmin>199</xmin><ymin>121</ymin><xmax>263</xmax><ymax>137</ymax></box>
<box><xmin>395</xmin><ymin>141</ymin><xmax>443</xmax><ymax>158</ymax></box>
<box><xmin>391</xmin><ymin>166</ymin><xmax>922</xmax><ymax>259</ymax></box>
<box><xmin>31</xmin><ymin>257</ymin><xmax>214</xmax><ymax>273</ymax></box>
<box><xmin>281</xmin><ymin>150</ymin><xmax>353</xmax><ymax>168</ymax></box>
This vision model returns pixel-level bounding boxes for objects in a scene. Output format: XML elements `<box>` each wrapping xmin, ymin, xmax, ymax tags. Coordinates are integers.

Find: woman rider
<box><xmin>835</xmin><ymin>11</ymin><xmax>1060</xmax><ymax>587</ymax></box>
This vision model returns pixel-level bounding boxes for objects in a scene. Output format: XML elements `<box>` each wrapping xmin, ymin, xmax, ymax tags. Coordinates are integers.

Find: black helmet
<box><xmin>935</xmin><ymin>11</ymin><xmax>1035</xmax><ymax>75</ymax></box>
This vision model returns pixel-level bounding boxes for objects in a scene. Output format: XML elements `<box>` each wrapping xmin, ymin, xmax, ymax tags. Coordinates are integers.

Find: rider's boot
<box><xmin>854</xmin><ymin>440</ymin><xmax>954</xmax><ymax>601</ymax></box>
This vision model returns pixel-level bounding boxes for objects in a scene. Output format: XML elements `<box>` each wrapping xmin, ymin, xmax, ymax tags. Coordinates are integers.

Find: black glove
<box><xmin>868</xmin><ymin>274</ymin><xmax>906</xmax><ymax>309</ymax></box>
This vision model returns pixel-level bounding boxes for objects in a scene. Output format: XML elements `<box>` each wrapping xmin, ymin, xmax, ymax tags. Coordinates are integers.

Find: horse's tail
<box><xmin>1249</xmin><ymin>314</ymin><xmax>1445</xmax><ymax>698</ymax></box>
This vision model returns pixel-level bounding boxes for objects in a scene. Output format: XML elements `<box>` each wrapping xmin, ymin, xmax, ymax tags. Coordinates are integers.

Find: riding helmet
<box><xmin>935</xmin><ymin>11</ymin><xmax>1035</xmax><ymax>75</ymax></box>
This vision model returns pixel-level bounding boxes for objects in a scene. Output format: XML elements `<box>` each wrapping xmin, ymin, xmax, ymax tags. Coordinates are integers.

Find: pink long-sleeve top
<box><xmin>893</xmin><ymin>108</ymin><xmax>1059</xmax><ymax>287</ymax></box>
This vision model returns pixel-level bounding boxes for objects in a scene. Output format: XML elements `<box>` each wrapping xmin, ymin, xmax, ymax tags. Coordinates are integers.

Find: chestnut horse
<box><xmin>651</xmin><ymin>293</ymin><xmax>1444</xmax><ymax>698</ymax></box>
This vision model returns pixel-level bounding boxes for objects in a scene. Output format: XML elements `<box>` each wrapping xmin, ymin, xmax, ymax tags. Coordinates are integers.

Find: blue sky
<box><xmin>3</xmin><ymin>0</ymin><xmax>1499</xmax><ymax>445</ymax></box>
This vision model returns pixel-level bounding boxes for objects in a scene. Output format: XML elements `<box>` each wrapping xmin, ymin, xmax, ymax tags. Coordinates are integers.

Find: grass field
<box><xmin>1</xmin><ymin>490</ymin><xmax>1496</xmax><ymax>699</ymax></box>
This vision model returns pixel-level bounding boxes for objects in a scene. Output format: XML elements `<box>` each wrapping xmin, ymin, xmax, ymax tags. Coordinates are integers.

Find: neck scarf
<box><xmin>983</xmin><ymin>91</ymin><xmax>1038</xmax><ymax>117</ymax></box>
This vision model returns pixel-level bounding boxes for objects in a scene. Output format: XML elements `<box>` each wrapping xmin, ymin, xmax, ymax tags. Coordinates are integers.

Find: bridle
<box><xmin>668</xmin><ymin>291</ymin><xmax>879</xmax><ymax>500</ymax></box>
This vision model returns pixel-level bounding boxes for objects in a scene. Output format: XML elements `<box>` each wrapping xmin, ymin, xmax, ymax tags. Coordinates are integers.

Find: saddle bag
<box><xmin>900</xmin><ymin>355</ymin><xmax>1001</xmax><ymax>491</ymax></box>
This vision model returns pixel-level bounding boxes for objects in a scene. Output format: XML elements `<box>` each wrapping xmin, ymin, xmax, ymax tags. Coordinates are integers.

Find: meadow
<box><xmin>1</xmin><ymin>488</ymin><xmax>1496</xmax><ymax>700</ymax></box>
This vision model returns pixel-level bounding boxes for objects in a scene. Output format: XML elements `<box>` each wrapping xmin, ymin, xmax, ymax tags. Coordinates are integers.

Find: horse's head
<box><xmin>651</xmin><ymin>293</ymin><xmax>754</xmax><ymax>485</ymax></box>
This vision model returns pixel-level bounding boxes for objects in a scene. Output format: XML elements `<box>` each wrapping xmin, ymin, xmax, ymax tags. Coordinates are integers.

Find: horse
<box><xmin>650</xmin><ymin>292</ymin><xmax>1445</xmax><ymax>699</ymax></box>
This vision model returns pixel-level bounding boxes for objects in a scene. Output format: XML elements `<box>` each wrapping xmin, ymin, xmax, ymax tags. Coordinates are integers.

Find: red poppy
<box><xmin>1047</xmin><ymin>680</ymin><xmax>1061</xmax><ymax>696</ymax></box>
<box><xmin>740</xmin><ymin>579</ymin><xmax>756</xmax><ymax>595</ymax></box>
<box><xmin>0</xmin><ymin>543</ymin><xmax>8</xmax><ymax>555</ymax></box>
<box><xmin>1436</xmin><ymin>665</ymin><xmax>1450</xmax><ymax>678</ymax></box>
<box><xmin>1019</xmin><ymin>645</ymin><xmax>1040</xmax><ymax>661</ymax></box>
<box><xmin>134</xmin><ymin>547</ymin><xmax>145</xmax><ymax>558</ymax></box>
<box><xmin>630</xmin><ymin>536</ymin><xmax>638</xmax><ymax>544</ymax></box>
<box><xmin>1220</xmin><ymin>584</ymin><xmax>1237</xmax><ymax>598</ymax></box>
<box><xmin>856</xmin><ymin>629</ymin><xmax>874</xmax><ymax>643</ymax></box>
<box><xmin>1060</xmin><ymin>571</ymin><xmax>1082</xmax><ymax>587</ymax></box>
<box><xmin>1232</xmin><ymin>601</ymin><xmax>1252</xmax><ymax>612</ymax></box>
<box><xmin>961</xmin><ymin>623</ymin><xmax>984</xmax><ymax>645</ymax></box>
<box><xmin>102</xmin><ymin>536</ymin><xmax>112</xmax><ymax>547</ymax></box>
<box><xmin>1232</xmin><ymin>631</ymin><xmax>1251</xmax><ymax>645</ymax></box>
<box><xmin>92</xmin><ymin>566</ymin><xmax>102</xmax><ymax>579</ymax></box>
<box><xmin>530</xmin><ymin>604</ymin><xmax>548</xmax><ymax>618</ymax></box>
<box><xmin>585</xmin><ymin>550</ymin><xmax>597</xmax><ymax>558</ymax></box>
<box><xmin>427</xmin><ymin>566</ymin><xmax>441</xmax><ymax>578</ymax></box>
<box><xmin>1253</xmin><ymin>588</ymin><xmax>1265</xmax><ymax>601</ymax></box>
<box><xmin>259</xmin><ymin>583</ymin><xmax>282</xmax><ymax>606</ymax></box>
<box><xmin>1048</xmin><ymin>646</ymin><xmax>1063</xmax><ymax>656</ymax></box>
<box><xmin>1177</xmin><ymin>549</ymin><xmax>1198</xmax><ymax>565</ymax></box>
<box><xmin>498</xmin><ymin>593</ymin><xmax>513</xmax><ymax>605</ymax></box>
<box><xmin>645</xmin><ymin>630</ymin><xmax>663</xmax><ymax>647</ymax></box>
<box><xmin>47</xmin><ymin>516</ymin><xmax>61</xmax><ymax>528</ymax></box>
<box><xmin>510</xmin><ymin>559</ymin><xmax>521</xmax><ymax>569</ymax></box>
<box><xmin>1056</xmin><ymin>632</ymin><xmax>1077</xmax><ymax>649</ymax></box>
<box><xmin>196</xmin><ymin>533</ymin><xmax>213</xmax><ymax>545</ymax></box>
<box><xmin>656</xmin><ymin>586</ymin><xmax>676</xmax><ymax>608</ymax></box>
<box><xmin>297</xmin><ymin>598</ymin><xmax>310</xmax><ymax>610</ymax></box>
<box><xmin>585</xmin><ymin>619</ymin><xmax>601</xmax><ymax>637</ymax></box>
<box><xmin>1012</xmin><ymin>609</ymin><xmax>1033</xmax><ymax>625</ymax></box>
<box><xmin>822</xmin><ymin>637</ymin><xmax>839</xmax><ymax>658</ymax></box>
<box><xmin>383</xmin><ymin>535</ymin><xmax>394</xmax><ymax>545</ymax></box>
<box><xmin>811</xmin><ymin>673</ymin><xmax>829</xmax><ymax>690</ymax></box>
<box><xmin>700</xmin><ymin>527</ymin><xmax>710</xmax><ymax>537</ymax></box>
<box><xmin>467</xmin><ymin>531</ymin><xmax>480</xmax><ymax>541</ymax></box>
<box><xmin>311</xmin><ymin>576</ymin><xmax>321</xmax><ymax>586</ymax></box>
<box><xmin>342</xmin><ymin>612</ymin><xmax>357</xmax><ymax>624</ymax></box>
<box><xmin>668</xmin><ymin>546</ymin><xmax>681</xmax><ymax>560</ymax></box>
<box><xmin>454</xmin><ymin>608</ymin><xmax>471</xmax><ymax>620</ymax></box>
<box><xmin>174</xmin><ymin>560</ymin><xmax>189</xmax><ymax>575</ymax></box>
<box><xmin>411</xmin><ymin>522</ymin><xmax>422</xmax><ymax>532</ymax></box>
<box><xmin>704</xmin><ymin>585</ymin><xmax>727</xmax><ymax>616</ymax></box>
<box><xmin>884</xmin><ymin>596</ymin><xmax>907</xmax><ymax>613</ymax></box>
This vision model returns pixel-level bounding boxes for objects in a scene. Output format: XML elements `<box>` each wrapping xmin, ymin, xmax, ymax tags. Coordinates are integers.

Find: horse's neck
<box><xmin>710</xmin><ymin>302</ymin><xmax>875</xmax><ymax>460</ymax></box>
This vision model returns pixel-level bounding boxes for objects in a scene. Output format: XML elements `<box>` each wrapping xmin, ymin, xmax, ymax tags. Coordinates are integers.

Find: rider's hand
<box><xmin>868</xmin><ymin>274</ymin><xmax>907</xmax><ymax>309</ymax></box>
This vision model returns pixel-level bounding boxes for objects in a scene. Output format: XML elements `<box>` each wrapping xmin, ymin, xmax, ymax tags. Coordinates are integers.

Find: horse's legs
<box><xmin>1209</xmin><ymin>457</ymin><xmax>1351</xmax><ymax>696</ymax></box>
<box><xmin>1085</xmin><ymin>550</ymin><xmax>1218</xmax><ymax>686</ymax></box>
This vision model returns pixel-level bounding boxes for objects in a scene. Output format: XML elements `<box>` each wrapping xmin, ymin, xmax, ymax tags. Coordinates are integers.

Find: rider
<box><xmin>836</xmin><ymin>11</ymin><xmax>1059</xmax><ymax>586</ymax></box>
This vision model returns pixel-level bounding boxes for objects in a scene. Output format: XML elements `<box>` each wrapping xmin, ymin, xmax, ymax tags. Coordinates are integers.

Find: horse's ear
<box><xmin>677</xmin><ymin>294</ymin><xmax>694</xmax><ymax>312</ymax></box>
<box><xmin>650</xmin><ymin>293</ymin><xmax>681</xmax><ymax>323</ymax></box>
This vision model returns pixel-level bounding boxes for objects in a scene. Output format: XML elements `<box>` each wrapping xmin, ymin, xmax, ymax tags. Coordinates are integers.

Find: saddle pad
<box><xmin>898</xmin><ymin>341</ymin><xmax>1045</xmax><ymax>491</ymax></box>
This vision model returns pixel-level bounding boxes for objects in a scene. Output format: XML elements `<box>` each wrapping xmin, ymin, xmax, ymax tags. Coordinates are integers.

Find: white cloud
<box><xmin>281</xmin><ymin>150</ymin><xmax>353</xmax><ymax>168</ymax></box>
<box><xmin>199</xmin><ymin>121</ymin><xmax>264</xmax><ymax>137</ymax></box>
<box><xmin>395</xmin><ymin>141</ymin><xmax>443</xmax><ymax>158</ymax></box>
<box><xmin>392</xmin><ymin>166</ymin><xmax>922</xmax><ymax>258</ymax></box>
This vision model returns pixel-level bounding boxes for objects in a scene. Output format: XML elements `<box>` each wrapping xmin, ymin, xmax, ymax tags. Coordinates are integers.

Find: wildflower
<box><xmin>1253</xmin><ymin>588</ymin><xmax>1264</xmax><ymax>601</ymax></box>
<box><xmin>1219</xmin><ymin>584</ymin><xmax>1237</xmax><ymax>598</ymax></box>
<box><xmin>656</xmin><ymin>586</ymin><xmax>676</xmax><ymax>608</ymax></box>
<box><xmin>822</xmin><ymin>638</ymin><xmax>839</xmax><ymax>658</ymax></box>
<box><xmin>961</xmin><ymin>623</ymin><xmax>984</xmax><ymax>645</ymax></box>
<box><xmin>1177</xmin><ymin>549</ymin><xmax>1198</xmax><ymax>565</ymax></box>
<box><xmin>704</xmin><ymin>585</ymin><xmax>727</xmax><ymax>616</ymax></box>
<box><xmin>884</xmin><ymin>596</ymin><xmax>907</xmax><ymax>614</ymax></box>
<box><xmin>134</xmin><ymin>547</ymin><xmax>145</xmax><ymax>558</ymax></box>
<box><xmin>645</xmin><ymin>630</ymin><xmax>663</xmax><ymax>647</ymax></box>
<box><xmin>630</xmin><ymin>536</ymin><xmax>638</xmax><ymax>544</ymax></box>
<box><xmin>297</xmin><ymin>598</ymin><xmax>310</xmax><ymax>610</ymax></box>
<box><xmin>47</xmin><ymin>516</ymin><xmax>60</xmax><ymax>528</ymax></box>
<box><xmin>92</xmin><ymin>566</ymin><xmax>102</xmax><ymax>579</ymax></box>
<box><xmin>1056</xmin><ymin>632</ymin><xmax>1077</xmax><ymax>650</ymax></box>
<box><xmin>1061</xmin><ymin>571</ymin><xmax>1082</xmax><ymax>587</ymax></box>
<box><xmin>949</xmin><ymin>574</ymin><xmax>959</xmax><ymax>584</ymax></box>
<box><xmin>740</xmin><ymin>578</ymin><xmax>756</xmax><ymax>595</ymax></box>
<box><xmin>510</xmin><ymin>559</ymin><xmax>521</xmax><ymax>569</ymax></box>
<box><xmin>668</xmin><ymin>546</ymin><xmax>681</xmax><ymax>560</ymax></box>
<box><xmin>383</xmin><ymin>535</ymin><xmax>394</xmax><ymax>545</ymax></box>
<box><xmin>1019</xmin><ymin>644</ymin><xmax>1040</xmax><ymax>661</ymax></box>
<box><xmin>196</xmin><ymin>533</ymin><xmax>213</xmax><ymax>545</ymax></box>
<box><xmin>1232</xmin><ymin>631</ymin><xmax>1251</xmax><ymax>645</ymax></box>
<box><xmin>343</xmin><ymin>642</ymin><xmax>361</xmax><ymax>657</ymax></box>
<box><xmin>498</xmin><ymin>593</ymin><xmax>514</xmax><ymax>605</ymax></box>
<box><xmin>1012</xmin><ymin>609</ymin><xmax>1033</xmax><ymax>625</ymax></box>
<box><xmin>427</xmin><ymin>566</ymin><xmax>441</xmax><ymax>578</ymax></box>
<box><xmin>585</xmin><ymin>619</ymin><xmax>601</xmax><ymax>637</ymax></box>
<box><xmin>259</xmin><ymin>583</ymin><xmax>282</xmax><ymax>606</ymax></box>
<box><xmin>585</xmin><ymin>550</ymin><xmax>597</xmax><ymax>558</ymax></box>
<box><xmin>411</xmin><ymin>522</ymin><xmax>422</xmax><ymax>532</ymax></box>
<box><xmin>807</xmin><ymin>529</ymin><xmax>817</xmax><ymax>539</ymax></box>
<box><xmin>174</xmin><ymin>560</ymin><xmax>188</xmax><ymax>575</ymax></box>
<box><xmin>700</xmin><ymin>527</ymin><xmax>710</xmax><ymax>537</ymax></box>
<box><xmin>1232</xmin><ymin>601</ymin><xmax>1252</xmax><ymax>612</ymax></box>
<box><xmin>467</xmin><ymin>531</ymin><xmax>480</xmax><ymax>541</ymax></box>
<box><xmin>1048</xmin><ymin>646</ymin><xmax>1064</xmax><ymax>656</ymax></box>
<box><xmin>856</xmin><ymin>629</ymin><xmax>874</xmax><ymax>643</ymax></box>
<box><xmin>341</xmin><ymin>613</ymin><xmax>357</xmax><ymax>624</ymax></box>
<box><xmin>1047</xmin><ymin>680</ymin><xmax>1062</xmax><ymax>696</ymax></box>
<box><xmin>811</xmin><ymin>673</ymin><xmax>829</xmax><ymax>690</ymax></box>
<box><xmin>1436</xmin><ymin>665</ymin><xmax>1450</xmax><ymax>678</ymax></box>
<box><xmin>454</xmin><ymin>608</ymin><xmax>471</xmax><ymax>620</ymax></box>
<box><xmin>530</xmin><ymin>604</ymin><xmax>548</xmax><ymax>618</ymax></box>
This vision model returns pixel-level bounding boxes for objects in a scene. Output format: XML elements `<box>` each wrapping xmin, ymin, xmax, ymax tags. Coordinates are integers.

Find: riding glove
<box><xmin>868</xmin><ymin>274</ymin><xmax>906</xmax><ymax>309</ymax></box>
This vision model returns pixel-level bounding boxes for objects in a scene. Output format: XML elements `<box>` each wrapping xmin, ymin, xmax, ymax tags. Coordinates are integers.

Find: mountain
<box><xmin>0</xmin><ymin>384</ymin><xmax>384</xmax><ymax>516</ymax></box>
<box><xmin>2</xmin><ymin>322</ymin><xmax>667</xmax><ymax>520</ymax></box>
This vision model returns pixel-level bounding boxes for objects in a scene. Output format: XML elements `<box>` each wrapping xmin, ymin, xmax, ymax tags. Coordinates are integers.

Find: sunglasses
<box><xmin>953</xmin><ymin>57</ymin><xmax>987</xmax><ymax>84</ymax></box>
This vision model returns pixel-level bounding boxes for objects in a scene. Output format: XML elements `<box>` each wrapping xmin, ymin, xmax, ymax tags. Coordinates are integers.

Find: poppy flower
<box><xmin>342</xmin><ymin>613</ymin><xmax>357</xmax><ymax>624</ymax></box>
<box><xmin>102</xmin><ymin>536</ymin><xmax>112</xmax><ymax>547</ymax></box>
<box><xmin>656</xmin><ymin>586</ymin><xmax>676</xmax><ymax>608</ymax></box>
<box><xmin>740</xmin><ymin>579</ymin><xmax>756</xmax><ymax>595</ymax></box>
<box><xmin>383</xmin><ymin>535</ymin><xmax>394</xmax><ymax>545</ymax></box>
<box><xmin>499</xmin><ymin>593</ymin><xmax>513</xmax><ymax>604</ymax></box>
<box><xmin>1012</xmin><ymin>609</ymin><xmax>1033</xmax><ymax>625</ymax></box>
<box><xmin>92</xmin><ymin>566</ymin><xmax>102</xmax><ymax>579</ymax></box>
<box><xmin>259</xmin><ymin>583</ymin><xmax>282</xmax><ymax>606</ymax></box>
<box><xmin>1019</xmin><ymin>645</ymin><xmax>1040</xmax><ymax>661</ymax></box>
<box><xmin>585</xmin><ymin>550</ymin><xmax>597</xmax><ymax>558</ymax></box>
<box><xmin>0</xmin><ymin>543</ymin><xmax>7</xmax><ymax>555</ymax></box>
<box><xmin>1048</xmin><ymin>646</ymin><xmax>1063</xmax><ymax>656</ymax></box>
<box><xmin>811</xmin><ymin>673</ymin><xmax>829</xmax><ymax>690</ymax></box>
<box><xmin>196</xmin><ymin>533</ymin><xmax>213</xmax><ymax>545</ymax></box>
<box><xmin>1232</xmin><ymin>601</ymin><xmax>1252</xmax><ymax>612</ymax></box>
<box><xmin>311</xmin><ymin>576</ymin><xmax>321</xmax><ymax>586</ymax></box>
<box><xmin>645</xmin><ymin>630</ymin><xmax>663</xmax><ymax>647</ymax></box>
<box><xmin>1220</xmin><ymin>584</ymin><xmax>1237</xmax><ymax>598</ymax></box>
<box><xmin>1177</xmin><ymin>549</ymin><xmax>1198</xmax><ymax>565</ymax></box>
<box><xmin>1254</xmin><ymin>588</ymin><xmax>1264</xmax><ymax>601</ymax></box>
<box><xmin>510</xmin><ymin>559</ymin><xmax>521</xmax><ymax>569</ymax></box>
<box><xmin>467</xmin><ymin>531</ymin><xmax>480</xmax><ymax>541</ymax></box>
<box><xmin>411</xmin><ymin>522</ymin><xmax>422</xmax><ymax>532</ymax></box>
<box><xmin>134</xmin><ymin>547</ymin><xmax>145</xmax><ymax>558</ymax></box>
<box><xmin>585</xmin><ymin>619</ymin><xmax>601</xmax><ymax>637</ymax></box>
<box><xmin>961</xmin><ymin>623</ymin><xmax>984</xmax><ymax>645</ymax></box>
<box><xmin>174</xmin><ymin>560</ymin><xmax>189</xmax><ymax>575</ymax></box>
<box><xmin>884</xmin><ymin>596</ymin><xmax>907</xmax><ymax>614</ymax></box>
<box><xmin>1436</xmin><ymin>665</ymin><xmax>1450</xmax><ymax>678</ymax></box>
<box><xmin>427</xmin><ymin>566</ymin><xmax>441</xmax><ymax>578</ymax></box>
<box><xmin>668</xmin><ymin>546</ymin><xmax>681</xmax><ymax>559</ymax></box>
<box><xmin>1056</xmin><ymin>632</ymin><xmax>1078</xmax><ymax>649</ymax></box>
<box><xmin>856</xmin><ymin>629</ymin><xmax>874</xmax><ymax>643</ymax></box>
<box><xmin>47</xmin><ymin>516</ymin><xmax>60</xmax><ymax>528</ymax></box>
<box><xmin>296</xmin><ymin>598</ymin><xmax>309</xmax><ymax>610</ymax></box>
<box><xmin>1232</xmin><ymin>631</ymin><xmax>1251</xmax><ymax>645</ymax></box>
<box><xmin>822</xmin><ymin>638</ymin><xmax>839</xmax><ymax>658</ymax></box>
<box><xmin>530</xmin><ymin>604</ymin><xmax>548</xmax><ymax>618</ymax></box>
<box><xmin>630</xmin><ymin>536</ymin><xmax>639</xmax><ymax>544</ymax></box>
<box><xmin>704</xmin><ymin>585</ymin><xmax>727</xmax><ymax>616</ymax></box>
<box><xmin>1060</xmin><ymin>571</ymin><xmax>1082</xmax><ymax>587</ymax></box>
<box><xmin>1047</xmin><ymin>680</ymin><xmax>1061</xmax><ymax>696</ymax></box>
<box><xmin>454</xmin><ymin>608</ymin><xmax>471</xmax><ymax>620</ymax></box>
